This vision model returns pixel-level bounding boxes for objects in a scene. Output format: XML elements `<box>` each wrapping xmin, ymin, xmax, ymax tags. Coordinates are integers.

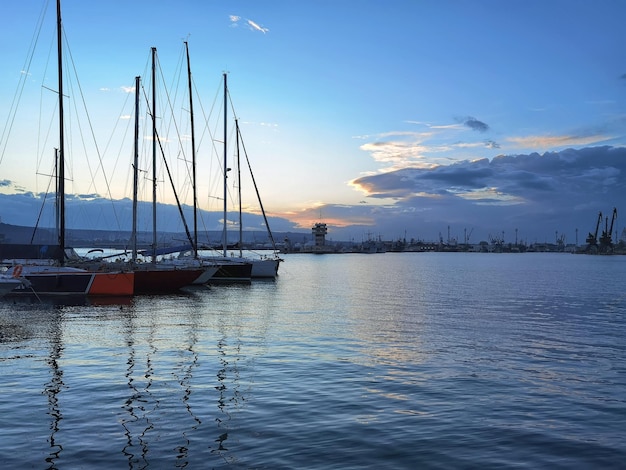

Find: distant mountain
<box><xmin>0</xmin><ymin>220</ymin><xmax>315</xmax><ymax>252</ymax></box>
<box><xmin>0</xmin><ymin>191</ymin><xmax>305</xmax><ymax>236</ymax></box>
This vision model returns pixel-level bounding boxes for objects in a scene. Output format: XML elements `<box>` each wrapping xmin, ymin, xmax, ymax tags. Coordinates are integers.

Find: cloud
<box><xmin>331</xmin><ymin>146</ymin><xmax>626</xmax><ymax>242</ymax></box>
<box><xmin>463</xmin><ymin>116</ymin><xmax>489</xmax><ymax>132</ymax></box>
<box><xmin>353</xmin><ymin>146</ymin><xmax>626</xmax><ymax>201</ymax></box>
<box><xmin>229</xmin><ymin>14</ymin><xmax>269</xmax><ymax>33</ymax></box>
<box><xmin>359</xmin><ymin>120</ymin><xmax>618</xmax><ymax>176</ymax></box>
<box><xmin>359</xmin><ymin>139</ymin><xmax>433</xmax><ymax>166</ymax></box>
<box><xmin>508</xmin><ymin>134</ymin><xmax>611</xmax><ymax>149</ymax></box>
<box><xmin>247</xmin><ymin>19</ymin><xmax>269</xmax><ymax>33</ymax></box>
<box><xmin>357</xmin><ymin>129</ymin><xmax>457</xmax><ymax>168</ymax></box>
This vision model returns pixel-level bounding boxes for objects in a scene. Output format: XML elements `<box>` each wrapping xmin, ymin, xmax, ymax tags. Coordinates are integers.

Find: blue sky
<box><xmin>1</xmin><ymin>0</ymin><xmax>626</xmax><ymax>245</ymax></box>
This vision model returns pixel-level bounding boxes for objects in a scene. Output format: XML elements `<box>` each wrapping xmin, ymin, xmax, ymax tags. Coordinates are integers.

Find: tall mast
<box><xmin>151</xmin><ymin>47</ymin><xmax>157</xmax><ymax>262</ymax></box>
<box><xmin>185</xmin><ymin>41</ymin><xmax>198</xmax><ymax>258</ymax></box>
<box><xmin>55</xmin><ymin>147</ymin><xmax>59</xmax><ymax>238</ymax></box>
<box><xmin>56</xmin><ymin>0</ymin><xmax>65</xmax><ymax>264</ymax></box>
<box><xmin>236</xmin><ymin>119</ymin><xmax>242</xmax><ymax>258</ymax></box>
<box><xmin>222</xmin><ymin>73</ymin><xmax>228</xmax><ymax>257</ymax></box>
<box><xmin>132</xmin><ymin>76</ymin><xmax>140</xmax><ymax>263</ymax></box>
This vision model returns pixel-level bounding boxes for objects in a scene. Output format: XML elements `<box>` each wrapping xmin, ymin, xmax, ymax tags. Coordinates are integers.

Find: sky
<box><xmin>1</xmin><ymin>0</ymin><xmax>626</xmax><ymax>245</ymax></box>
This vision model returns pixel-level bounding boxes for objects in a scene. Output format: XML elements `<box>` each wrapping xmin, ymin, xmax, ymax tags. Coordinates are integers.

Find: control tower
<box><xmin>312</xmin><ymin>222</ymin><xmax>328</xmax><ymax>247</ymax></box>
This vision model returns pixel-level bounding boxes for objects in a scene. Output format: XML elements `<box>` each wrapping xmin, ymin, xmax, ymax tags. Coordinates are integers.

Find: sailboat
<box><xmin>4</xmin><ymin>0</ymin><xmax>134</xmax><ymax>298</ymax></box>
<box><xmin>189</xmin><ymin>73</ymin><xmax>252</xmax><ymax>282</ymax></box>
<box><xmin>125</xmin><ymin>50</ymin><xmax>217</xmax><ymax>294</ymax></box>
<box><xmin>232</xmin><ymin>119</ymin><xmax>282</xmax><ymax>278</ymax></box>
<box><xmin>191</xmin><ymin>74</ymin><xmax>279</xmax><ymax>279</ymax></box>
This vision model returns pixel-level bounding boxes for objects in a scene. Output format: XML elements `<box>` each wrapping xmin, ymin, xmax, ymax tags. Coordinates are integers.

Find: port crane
<box><xmin>599</xmin><ymin>207</ymin><xmax>618</xmax><ymax>252</ymax></box>
<box><xmin>585</xmin><ymin>211</ymin><xmax>603</xmax><ymax>248</ymax></box>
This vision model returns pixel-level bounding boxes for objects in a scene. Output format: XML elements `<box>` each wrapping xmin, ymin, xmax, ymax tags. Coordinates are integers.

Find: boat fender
<box><xmin>12</xmin><ymin>265</ymin><xmax>23</xmax><ymax>278</ymax></box>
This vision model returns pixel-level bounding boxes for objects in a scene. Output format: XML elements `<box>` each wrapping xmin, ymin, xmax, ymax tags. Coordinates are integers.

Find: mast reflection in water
<box><xmin>120</xmin><ymin>307</ymin><xmax>153</xmax><ymax>468</ymax></box>
<box><xmin>44</xmin><ymin>310</ymin><xmax>65</xmax><ymax>470</ymax></box>
<box><xmin>211</xmin><ymin>328</ymin><xmax>244</xmax><ymax>465</ymax></box>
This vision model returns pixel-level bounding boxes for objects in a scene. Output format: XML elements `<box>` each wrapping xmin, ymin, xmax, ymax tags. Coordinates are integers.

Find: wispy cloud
<box><xmin>357</xmin><ymin>123</ymin><xmax>500</xmax><ymax>169</ymax></box>
<box><xmin>508</xmin><ymin>134</ymin><xmax>611</xmax><ymax>149</ymax></box>
<box><xmin>229</xmin><ymin>14</ymin><xmax>269</xmax><ymax>33</ymax></box>
<box><xmin>358</xmin><ymin>128</ymin><xmax>459</xmax><ymax>170</ymax></box>
<box><xmin>247</xmin><ymin>19</ymin><xmax>269</xmax><ymax>33</ymax></box>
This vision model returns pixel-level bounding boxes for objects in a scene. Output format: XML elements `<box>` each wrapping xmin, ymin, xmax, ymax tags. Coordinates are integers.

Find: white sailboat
<box><xmin>179</xmin><ymin>72</ymin><xmax>280</xmax><ymax>279</ymax></box>
<box><xmin>232</xmin><ymin>118</ymin><xmax>282</xmax><ymax>278</ymax></box>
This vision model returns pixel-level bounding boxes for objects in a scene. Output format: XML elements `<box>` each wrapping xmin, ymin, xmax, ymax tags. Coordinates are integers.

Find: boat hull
<box><xmin>10</xmin><ymin>270</ymin><xmax>134</xmax><ymax>296</ymax></box>
<box><xmin>192</xmin><ymin>266</ymin><xmax>219</xmax><ymax>284</ymax></box>
<box><xmin>211</xmin><ymin>261</ymin><xmax>253</xmax><ymax>282</ymax></box>
<box><xmin>133</xmin><ymin>267</ymin><xmax>206</xmax><ymax>294</ymax></box>
<box><xmin>249</xmin><ymin>258</ymin><xmax>281</xmax><ymax>278</ymax></box>
<box><xmin>0</xmin><ymin>277</ymin><xmax>24</xmax><ymax>296</ymax></box>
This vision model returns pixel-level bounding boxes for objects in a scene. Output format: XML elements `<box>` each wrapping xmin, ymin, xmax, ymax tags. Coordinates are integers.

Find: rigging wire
<box><xmin>63</xmin><ymin>28</ymin><xmax>123</xmax><ymax>230</ymax></box>
<box><xmin>0</xmin><ymin>0</ymin><xmax>50</xmax><ymax>166</ymax></box>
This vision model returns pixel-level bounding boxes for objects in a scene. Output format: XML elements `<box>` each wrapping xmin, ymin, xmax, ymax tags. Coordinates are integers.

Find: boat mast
<box><xmin>185</xmin><ymin>41</ymin><xmax>198</xmax><ymax>258</ymax></box>
<box><xmin>151</xmin><ymin>47</ymin><xmax>157</xmax><ymax>263</ymax></box>
<box><xmin>55</xmin><ymin>147</ymin><xmax>59</xmax><ymax>240</ymax></box>
<box><xmin>222</xmin><ymin>73</ymin><xmax>228</xmax><ymax>257</ymax></box>
<box><xmin>56</xmin><ymin>0</ymin><xmax>65</xmax><ymax>265</ymax></box>
<box><xmin>132</xmin><ymin>75</ymin><xmax>140</xmax><ymax>263</ymax></box>
<box><xmin>236</xmin><ymin>119</ymin><xmax>242</xmax><ymax>258</ymax></box>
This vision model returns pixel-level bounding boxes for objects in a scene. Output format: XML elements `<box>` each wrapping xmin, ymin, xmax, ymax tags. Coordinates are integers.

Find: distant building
<box><xmin>312</xmin><ymin>223</ymin><xmax>328</xmax><ymax>247</ymax></box>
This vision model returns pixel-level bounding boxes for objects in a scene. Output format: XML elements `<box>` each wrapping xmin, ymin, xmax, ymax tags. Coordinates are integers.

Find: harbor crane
<box><xmin>585</xmin><ymin>211</ymin><xmax>603</xmax><ymax>249</ymax></box>
<box><xmin>599</xmin><ymin>207</ymin><xmax>618</xmax><ymax>252</ymax></box>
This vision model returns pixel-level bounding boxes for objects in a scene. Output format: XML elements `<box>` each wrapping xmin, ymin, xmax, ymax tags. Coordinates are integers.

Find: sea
<box><xmin>1</xmin><ymin>252</ymin><xmax>625</xmax><ymax>469</ymax></box>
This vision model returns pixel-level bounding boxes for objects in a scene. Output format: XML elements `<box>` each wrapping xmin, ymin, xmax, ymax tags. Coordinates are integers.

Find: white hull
<box><xmin>0</xmin><ymin>276</ymin><xmax>24</xmax><ymax>296</ymax></box>
<box><xmin>249</xmin><ymin>258</ymin><xmax>281</xmax><ymax>278</ymax></box>
<box><xmin>201</xmin><ymin>255</ymin><xmax>281</xmax><ymax>278</ymax></box>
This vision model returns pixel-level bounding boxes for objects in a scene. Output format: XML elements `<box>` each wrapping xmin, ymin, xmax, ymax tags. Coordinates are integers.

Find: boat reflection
<box><xmin>25</xmin><ymin>289</ymin><xmax>256</xmax><ymax>468</ymax></box>
<box><xmin>120</xmin><ymin>307</ymin><xmax>153</xmax><ymax>469</ymax></box>
<box><xmin>2</xmin><ymin>294</ymin><xmax>133</xmax><ymax>308</ymax></box>
<box><xmin>44</xmin><ymin>310</ymin><xmax>64</xmax><ymax>469</ymax></box>
<box><xmin>172</xmin><ymin>304</ymin><xmax>202</xmax><ymax>466</ymax></box>
<box><xmin>211</xmin><ymin>314</ymin><xmax>246</xmax><ymax>465</ymax></box>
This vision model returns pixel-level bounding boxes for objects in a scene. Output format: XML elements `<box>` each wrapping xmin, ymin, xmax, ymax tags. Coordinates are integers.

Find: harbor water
<box><xmin>1</xmin><ymin>252</ymin><xmax>625</xmax><ymax>468</ymax></box>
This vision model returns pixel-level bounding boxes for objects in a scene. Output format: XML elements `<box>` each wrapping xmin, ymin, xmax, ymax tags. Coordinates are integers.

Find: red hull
<box><xmin>89</xmin><ymin>272</ymin><xmax>135</xmax><ymax>295</ymax></box>
<box><xmin>134</xmin><ymin>267</ymin><xmax>205</xmax><ymax>294</ymax></box>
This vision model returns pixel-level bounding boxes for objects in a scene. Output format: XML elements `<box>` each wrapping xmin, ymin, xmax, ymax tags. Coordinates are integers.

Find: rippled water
<box><xmin>1</xmin><ymin>253</ymin><xmax>625</xmax><ymax>468</ymax></box>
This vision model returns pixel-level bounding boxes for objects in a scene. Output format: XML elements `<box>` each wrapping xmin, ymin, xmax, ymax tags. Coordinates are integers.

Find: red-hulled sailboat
<box><xmin>4</xmin><ymin>0</ymin><xmax>134</xmax><ymax>298</ymax></box>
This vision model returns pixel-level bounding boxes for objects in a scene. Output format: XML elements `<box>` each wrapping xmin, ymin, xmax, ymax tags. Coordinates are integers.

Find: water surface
<box><xmin>1</xmin><ymin>253</ymin><xmax>625</xmax><ymax>468</ymax></box>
